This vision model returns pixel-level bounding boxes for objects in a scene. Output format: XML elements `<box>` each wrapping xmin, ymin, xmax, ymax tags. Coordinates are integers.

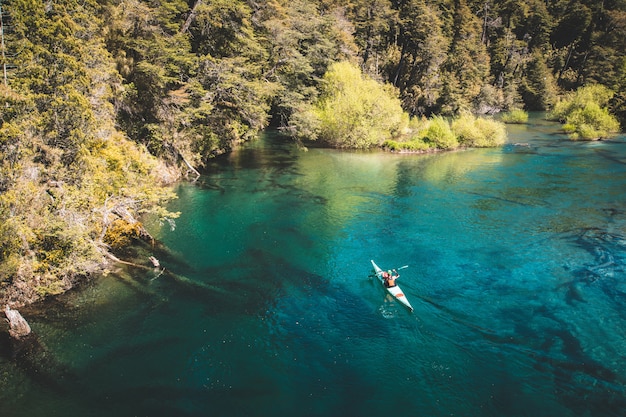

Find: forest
<box><xmin>0</xmin><ymin>0</ymin><xmax>625</xmax><ymax>307</ymax></box>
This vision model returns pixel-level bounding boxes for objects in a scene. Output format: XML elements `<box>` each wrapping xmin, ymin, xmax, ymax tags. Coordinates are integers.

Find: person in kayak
<box><xmin>383</xmin><ymin>269</ymin><xmax>399</xmax><ymax>288</ymax></box>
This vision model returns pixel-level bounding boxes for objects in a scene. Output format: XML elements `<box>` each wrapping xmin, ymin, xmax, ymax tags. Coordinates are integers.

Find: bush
<box><xmin>548</xmin><ymin>85</ymin><xmax>620</xmax><ymax>140</ymax></box>
<box><xmin>424</xmin><ymin>116</ymin><xmax>458</xmax><ymax>149</ymax></box>
<box><xmin>292</xmin><ymin>61</ymin><xmax>407</xmax><ymax>149</ymax></box>
<box><xmin>501</xmin><ymin>109</ymin><xmax>528</xmax><ymax>124</ymax></box>
<box><xmin>103</xmin><ymin>219</ymin><xmax>143</xmax><ymax>249</ymax></box>
<box><xmin>450</xmin><ymin>113</ymin><xmax>479</xmax><ymax>145</ymax></box>
<box><xmin>385</xmin><ymin>113</ymin><xmax>506</xmax><ymax>151</ymax></box>
<box><xmin>35</xmin><ymin>276</ymin><xmax>68</xmax><ymax>297</ymax></box>
<box><xmin>561</xmin><ymin>102</ymin><xmax>620</xmax><ymax>140</ymax></box>
<box><xmin>452</xmin><ymin>113</ymin><xmax>507</xmax><ymax>147</ymax></box>
<box><xmin>383</xmin><ymin>138</ymin><xmax>431</xmax><ymax>152</ymax></box>
<box><xmin>473</xmin><ymin>117</ymin><xmax>507</xmax><ymax>147</ymax></box>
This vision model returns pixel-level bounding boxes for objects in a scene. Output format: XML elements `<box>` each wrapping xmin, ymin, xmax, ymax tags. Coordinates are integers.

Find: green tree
<box><xmin>104</xmin><ymin>0</ymin><xmax>198</xmax><ymax>164</ymax></box>
<box><xmin>483</xmin><ymin>0</ymin><xmax>553</xmax><ymax>111</ymax></box>
<box><xmin>582</xmin><ymin>2</ymin><xmax>626</xmax><ymax>91</ymax></box>
<box><xmin>391</xmin><ymin>0</ymin><xmax>450</xmax><ymax>116</ymax></box>
<box><xmin>345</xmin><ymin>0</ymin><xmax>398</xmax><ymax>76</ymax></box>
<box><xmin>520</xmin><ymin>51</ymin><xmax>558</xmax><ymax>110</ymax></box>
<box><xmin>255</xmin><ymin>0</ymin><xmax>355</xmax><ymax>128</ymax></box>
<box><xmin>0</xmin><ymin>0</ymin><xmax>178</xmax><ymax>304</ymax></box>
<box><xmin>292</xmin><ymin>61</ymin><xmax>406</xmax><ymax>148</ymax></box>
<box><xmin>439</xmin><ymin>0</ymin><xmax>492</xmax><ymax>114</ymax></box>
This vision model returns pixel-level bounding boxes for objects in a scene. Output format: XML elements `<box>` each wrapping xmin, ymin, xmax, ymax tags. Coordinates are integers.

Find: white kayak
<box><xmin>371</xmin><ymin>260</ymin><xmax>414</xmax><ymax>312</ymax></box>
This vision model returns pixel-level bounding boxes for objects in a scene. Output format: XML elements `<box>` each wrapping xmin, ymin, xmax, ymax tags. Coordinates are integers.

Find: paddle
<box><xmin>368</xmin><ymin>265</ymin><xmax>408</xmax><ymax>278</ymax></box>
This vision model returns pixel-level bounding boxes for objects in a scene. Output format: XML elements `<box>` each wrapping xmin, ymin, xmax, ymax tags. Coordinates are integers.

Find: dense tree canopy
<box><xmin>0</xmin><ymin>0</ymin><xmax>624</xmax><ymax>305</ymax></box>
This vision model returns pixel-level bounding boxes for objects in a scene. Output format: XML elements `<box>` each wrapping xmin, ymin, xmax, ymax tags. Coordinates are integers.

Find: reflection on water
<box><xmin>2</xmin><ymin>119</ymin><xmax>626</xmax><ymax>417</ymax></box>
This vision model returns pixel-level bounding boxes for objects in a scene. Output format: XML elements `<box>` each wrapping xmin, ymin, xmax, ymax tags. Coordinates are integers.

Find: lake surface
<box><xmin>2</xmin><ymin>116</ymin><xmax>626</xmax><ymax>416</ymax></box>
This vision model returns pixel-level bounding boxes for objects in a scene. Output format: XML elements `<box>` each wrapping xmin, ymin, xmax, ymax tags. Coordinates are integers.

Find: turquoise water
<box><xmin>2</xmin><ymin>116</ymin><xmax>626</xmax><ymax>416</ymax></box>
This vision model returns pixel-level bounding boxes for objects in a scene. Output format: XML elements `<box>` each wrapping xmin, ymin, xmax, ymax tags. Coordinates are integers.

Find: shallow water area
<box><xmin>1</xmin><ymin>115</ymin><xmax>626</xmax><ymax>416</ymax></box>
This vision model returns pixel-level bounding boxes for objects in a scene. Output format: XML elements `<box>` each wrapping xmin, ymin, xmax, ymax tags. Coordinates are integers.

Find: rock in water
<box><xmin>4</xmin><ymin>305</ymin><xmax>32</xmax><ymax>339</ymax></box>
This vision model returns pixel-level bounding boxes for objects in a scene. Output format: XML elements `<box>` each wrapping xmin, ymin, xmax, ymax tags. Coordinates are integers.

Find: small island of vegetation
<box><xmin>547</xmin><ymin>85</ymin><xmax>621</xmax><ymax>140</ymax></box>
<box><xmin>0</xmin><ymin>0</ymin><xmax>625</xmax><ymax>311</ymax></box>
<box><xmin>291</xmin><ymin>61</ymin><xmax>507</xmax><ymax>151</ymax></box>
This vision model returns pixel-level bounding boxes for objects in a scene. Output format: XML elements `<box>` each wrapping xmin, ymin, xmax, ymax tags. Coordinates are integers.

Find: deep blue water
<box><xmin>2</xmin><ymin>116</ymin><xmax>626</xmax><ymax>416</ymax></box>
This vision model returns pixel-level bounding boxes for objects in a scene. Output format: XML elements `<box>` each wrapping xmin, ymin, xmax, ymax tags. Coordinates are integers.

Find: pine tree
<box><xmin>392</xmin><ymin>0</ymin><xmax>450</xmax><ymax>116</ymax></box>
<box><xmin>439</xmin><ymin>0</ymin><xmax>491</xmax><ymax>114</ymax></box>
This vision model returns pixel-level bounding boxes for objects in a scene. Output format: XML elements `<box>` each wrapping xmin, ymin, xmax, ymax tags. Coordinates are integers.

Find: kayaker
<box><xmin>384</xmin><ymin>270</ymin><xmax>398</xmax><ymax>288</ymax></box>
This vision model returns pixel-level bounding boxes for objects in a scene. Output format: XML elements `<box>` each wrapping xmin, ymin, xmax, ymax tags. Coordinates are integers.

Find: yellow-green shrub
<box><xmin>424</xmin><ymin>116</ymin><xmax>458</xmax><ymax>149</ymax></box>
<box><xmin>452</xmin><ymin>114</ymin><xmax>507</xmax><ymax>147</ymax></box>
<box><xmin>548</xmin><ymin>85</ymin><xmax>620</xmax><ymax>139</ymax></box>
<box><xmin>103</xmin><ymin>219</ymin><xmax>143</xmax><ymax>249</ymax></box>
<box><xmin>501</xmin><ymin>109</ymin><xmax>529</xmax><ymax>124</ymax></box>
<box><xmin>383</xmin><ymin>138</ymin><xmax>431</xmax><ymax>152</ymax></box>
<box><xmin>295</xmin><ymin>61</ymin><xmax>407</xmax><ymax>148</ymax></box>
<box><xmin>561</xmin><ymin>102</ymin><xmax>620</xmax><ymax>140</ymax></box>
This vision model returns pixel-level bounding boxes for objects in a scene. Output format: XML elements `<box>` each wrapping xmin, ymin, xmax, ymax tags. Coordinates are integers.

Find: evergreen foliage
<box><xmin>0</xmin><ymin>0</ymin><xmax>179</xmax><ymax>305</ymax></box>
<box><xmin>440</xmin><ymin>0</ymin><xmax>492</xmax><ymax>114</ymax></box>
